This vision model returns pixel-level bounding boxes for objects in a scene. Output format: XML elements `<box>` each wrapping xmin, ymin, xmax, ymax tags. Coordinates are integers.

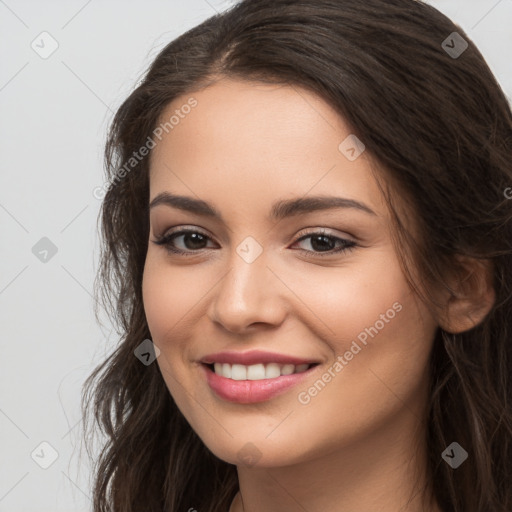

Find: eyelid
<box><xmin>157</xmin><ymin>224</ymin><xmax>214</xmax><ymax>240</ymax></box>
<box><xmin>294</xmin><ymin>226</ymin><xmax>356</xmax><ymax>242</ymax></box>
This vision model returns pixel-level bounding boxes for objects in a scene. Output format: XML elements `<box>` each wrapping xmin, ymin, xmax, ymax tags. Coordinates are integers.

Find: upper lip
<box><xmin>200</xmin><ymin>350</ymin><xmax>320</xmax><ymax>366</ymax></box>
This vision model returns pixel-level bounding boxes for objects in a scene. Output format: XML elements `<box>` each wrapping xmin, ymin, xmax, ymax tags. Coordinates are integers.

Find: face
<box><xmin>142</xmin><ymin>78</ymin><xmax>439</xmax><ymax>467</ymax></box>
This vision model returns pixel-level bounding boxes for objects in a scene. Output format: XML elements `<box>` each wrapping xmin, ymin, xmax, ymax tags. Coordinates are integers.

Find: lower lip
<box><xmin>201</xmin><ymin>364</ymin><xmax>317</xmax><ymax>404</ymax></box>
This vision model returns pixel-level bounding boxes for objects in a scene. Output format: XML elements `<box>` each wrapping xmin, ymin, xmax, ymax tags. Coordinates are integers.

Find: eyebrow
<box><xmin>148</xmin><ymin>192</ymin><xmax>377</xmax><ymax>221</ymax></box>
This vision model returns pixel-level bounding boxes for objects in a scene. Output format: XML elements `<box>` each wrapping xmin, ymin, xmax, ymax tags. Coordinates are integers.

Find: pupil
<box><xmin>185</xmin><ymin>233</ymin><xmax>206</xmax><ymax>249</ymax></box>
<box><xmin>311</xmin><ymin>235</ymin><xmax>334</xmax><ymax>252</ymax></box>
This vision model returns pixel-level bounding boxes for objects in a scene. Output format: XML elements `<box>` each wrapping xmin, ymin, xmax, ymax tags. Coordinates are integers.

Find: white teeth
<box><xmin>231</xmin><ymin>364</ymin><xmax>247</xmax><ymax>380</ymax></box>
<box><xmin>222</xmin><ymin>363</ymin><xmax>231</xmax><ymax>378</ymax></box>
<box><xmin>281</xmin><ymin>364</ymin><xmax>295</xmax><ymax>375</ymax></box>
<box><xmin>247</xmin><ymin>364</ymin><xmax>266</xmax><ymax>380</ymax></box>
<box><xmin>265</xmin><ymin>363</ymin><xmax>281</xmax><ymax>379</ymax></box>
<box><xmin>211</xmin><ymin>362</ymin><xmax>312</xmax><ymax>380</ymax></box>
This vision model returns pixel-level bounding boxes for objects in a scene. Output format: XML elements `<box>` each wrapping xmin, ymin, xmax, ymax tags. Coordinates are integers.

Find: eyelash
<box><xmin>151</xmin><ymin>227</ymin><xmax>357</xmax><ymax>258</ymax></box>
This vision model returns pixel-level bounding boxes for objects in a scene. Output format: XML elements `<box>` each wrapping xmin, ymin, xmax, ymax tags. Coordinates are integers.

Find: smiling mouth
<box><xmin>203</xmin><ymin>362</ymin><xmax>319</xmax><ymax>381</ymax></box>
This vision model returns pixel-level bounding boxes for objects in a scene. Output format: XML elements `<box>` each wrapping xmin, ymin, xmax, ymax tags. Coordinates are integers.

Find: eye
<box><xmin>152</xmin><ymin>228</ymin><xmax>216</xmax><ymax>256</ymax></box>
<box><xmin>151</xmin><ymin>227</ymin><xmax>357</xmax><ymax>258</ymax></box>
<box><xmin>290</xmin><ymin>229</ymin><xmax>357</xmax><ymax>257</ymax></box>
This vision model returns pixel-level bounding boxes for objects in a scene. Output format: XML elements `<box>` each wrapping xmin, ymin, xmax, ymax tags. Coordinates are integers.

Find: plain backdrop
<box><xmin>1</xmin><ymin>1</ymin><xmax>511</xmax><ymax>510</ymax></box>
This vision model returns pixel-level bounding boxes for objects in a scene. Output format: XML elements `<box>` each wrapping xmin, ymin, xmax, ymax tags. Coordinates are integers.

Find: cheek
<box><xmin>141</xmin><ymin>257</ymin><xmax>204</xmax><ymax>341</ymax></box>
<box><xmin>141</xmin><ymin>259</ymin><xmax>200</xmax><ymax>409</ymax></box>
<box><xmin>294</xmin><ymin>285</ymin><xmax>435</xmax><ymax>443</ymax></box>
<box><xmin>326</xmin><ymin>261</ymin><xmax>435</xmax><ymax>387</ymax></box>
<box><xmin>289</xmin><ymin>253</ymin><xmax>435</xmax><ymax>416</ymax></box>
<box><xmin>286</xmin><ymin>247</ymin><xmax>415</xmax><ymax>351</ymax></box>
<box><xmin>141</xmin><ymin>259</ymin><xmax>193</xmax><ymax>398</ymax></box>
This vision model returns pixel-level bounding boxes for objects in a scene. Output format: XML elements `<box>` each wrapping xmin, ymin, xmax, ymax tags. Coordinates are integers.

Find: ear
<box><xmin>437</xmin><ymin>256</ymin><xmax>495</xmax><ymax>334</ymax></box>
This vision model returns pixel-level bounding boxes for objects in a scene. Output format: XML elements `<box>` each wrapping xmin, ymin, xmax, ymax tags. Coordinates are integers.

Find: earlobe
<box><xmin>437</xmin><ymin>256</ymin><xmax>495</xmax><ymax>334</ymax></box>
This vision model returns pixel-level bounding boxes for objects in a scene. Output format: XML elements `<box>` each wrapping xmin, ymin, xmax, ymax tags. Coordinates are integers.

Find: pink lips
<box><xmin>199</xmin><ymin>350</ymin><xmax>320</xmax><ymax>404</ymax></box>
<box><xmin>202</xmin><ymin>364</ymin><xmax>318</xmax><ymax>403</ymax></box>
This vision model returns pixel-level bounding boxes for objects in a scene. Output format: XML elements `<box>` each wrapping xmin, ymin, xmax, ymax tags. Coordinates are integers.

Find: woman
<box><xmin>81</xmin><ymin>0</ymin><xmax>512</xmax><ymax>510</ymax></box>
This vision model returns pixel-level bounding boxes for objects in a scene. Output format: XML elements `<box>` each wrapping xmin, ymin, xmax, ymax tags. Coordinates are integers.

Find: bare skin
<box><xmin>142</xmin><ymin>78</ymin><xmax>493</xmax><ymax>512</ymax></box>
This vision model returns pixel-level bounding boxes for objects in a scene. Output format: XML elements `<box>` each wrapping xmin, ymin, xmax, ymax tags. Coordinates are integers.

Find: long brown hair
<box><xmin>81</xmin><ymin>1</ymin><xmax>512</xmax><ymax>510</ymax></box>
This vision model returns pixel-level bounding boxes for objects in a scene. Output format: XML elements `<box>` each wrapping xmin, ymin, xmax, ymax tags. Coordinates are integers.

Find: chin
<box><xmin>196</xmin><ymin>429</ymin><xmax>310</xmax><ymax>468</ymax></box>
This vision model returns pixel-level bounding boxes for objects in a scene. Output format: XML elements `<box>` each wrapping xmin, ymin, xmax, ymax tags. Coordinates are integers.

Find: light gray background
<box><xmin>1</xmin><ymin>1</ymin><xmax>511</xmax><ymax>510</ymax></box>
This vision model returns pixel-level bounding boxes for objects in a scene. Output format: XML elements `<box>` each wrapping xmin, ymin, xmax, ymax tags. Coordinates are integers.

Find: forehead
<box><xmin>148</xmin><ymin>78</ymin><xmax>389</xmax><ymax>221</ymax></box>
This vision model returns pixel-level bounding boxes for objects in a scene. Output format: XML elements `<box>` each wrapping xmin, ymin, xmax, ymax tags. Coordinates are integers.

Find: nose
<box><xmin>207</xmin><ymin>249</ymin><xmax>288</xmax><ymax>334</ymax></box>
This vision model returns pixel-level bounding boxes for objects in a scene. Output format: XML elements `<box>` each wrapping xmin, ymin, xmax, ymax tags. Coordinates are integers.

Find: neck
<box><xmin>230</xmin><ymin>408</ymin><xmax>441</xmax><ymax>512</ymax></box>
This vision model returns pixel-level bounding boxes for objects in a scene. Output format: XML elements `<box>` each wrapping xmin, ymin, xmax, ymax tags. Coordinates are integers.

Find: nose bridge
<box><xmin>208</xmin><ymin>240</ymin><xmax>286</xmax><ymax>332</ymax></box>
